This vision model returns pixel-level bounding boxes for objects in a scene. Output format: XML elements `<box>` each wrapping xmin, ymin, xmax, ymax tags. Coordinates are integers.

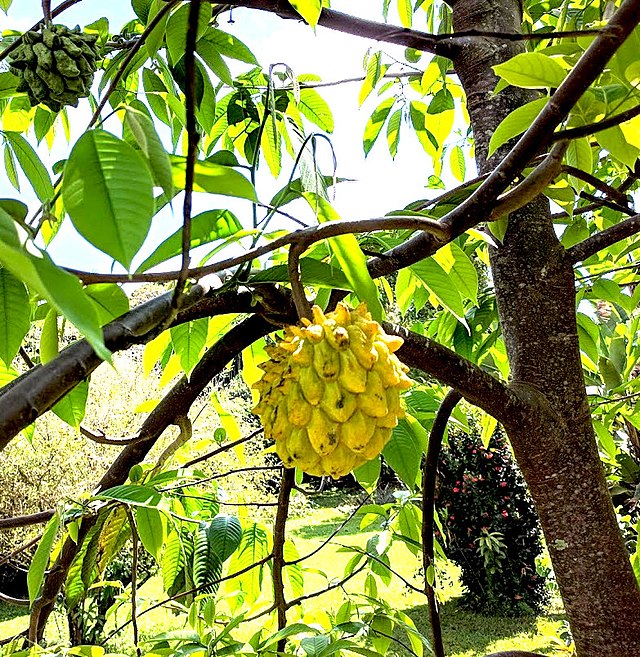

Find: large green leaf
<box><xmin>62</xmin><ymin>130</ymin><xmax>154</xmax><ymax>270</ymax></box>
<box><xmin>363</xmin><ymin>97</ymin><xmax>395</xmax><ymax>156</ymax></box>
<box><xmin>165</xmin><ymin>2</ymin><xmax>211</xmax><ymax>65</ymax></box>
<box><xmin>161</xmin><ymin>529</ymin><xmax>184</xmax><ymax>593</ymax></box>
<box><xmin>137</xmin><ymin>209</ymin><xmax>242</xmax><ymax>272</ymax></box>
<box><xmin>0</xmin><ymin>208</ymin><xmax>109</xmax><ymax>361</ymax></box>
<box><xmin>288</xmin><ymin>0</ymin><xmax>322</xmax><ymax>27</ymax></box>
<box><xmin>85</xmin><ymin>284</ymin><xmax>130</xmax><ymax>325</ymax></box>
<box><xmin>28</xmin><ymin>513</ymin><xmax>59</xmax><ymax>603</ymax></box>
<box><xmin>493</xmin><ymin>52</ymin><xmax>567</xmax><ymax>89</ymax></box>
<box><xmin>171</xmin><ymin>156</ymin><xmax>257</xmax><ymax>201</ymax></box>
<box><xmin>433</xmin><ymin>242</ymin><xmax>478</xmax><ymax>305</ymax></box>
<box><xmin>201</xmin><ymin>29</ymin><xmax>257</xmax><ymax>64</ymax></box>
<box><xmin>124</xmin><ymin>108</ymin><xmax>174</xmax><ymax>199</ymax></box>
<box><xmin>193</xmin><ymin>521</ymin><xmax>223</xmax><ymax>593</ymax></box>
<box><xmin>303</xmin><ymin>194</ymin><xmax>384</xmax><ymax>321</ymax></box>
<box><xmin>410</xmin><ymin>257</ymin><xmax>466</xmax><ymax>322</ymax></box>
<box><xmin>3</xmin><ymin>132</ymin><xmax>54</xmax><ymax>203</ymax></box>
<box><xmin>0</xmin><ymin>268</ymin><xmax>30</xmax><ymax>365</ymax></box>
<box><xmin>196</xmin><ymin>38</ymin><xmax>233</xmax><ymax>86</ymax></box>
<box><xmin>488</xmin><ymin>97</ymin><xmax>547</xmax><ymax>157</ymax></box>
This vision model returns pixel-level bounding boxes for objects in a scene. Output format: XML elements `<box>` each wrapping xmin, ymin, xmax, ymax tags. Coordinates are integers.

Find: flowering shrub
<box><xmin>436</xmin><ymin>426</ymin><xmax>549</xmax><ymax>614</ymax></box>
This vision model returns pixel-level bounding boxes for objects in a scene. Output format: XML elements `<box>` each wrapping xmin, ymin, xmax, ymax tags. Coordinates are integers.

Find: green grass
<box><xmin>0</xmin><ymin>492</ymin><xmax>570</xmax><ymax>656</ymax></box>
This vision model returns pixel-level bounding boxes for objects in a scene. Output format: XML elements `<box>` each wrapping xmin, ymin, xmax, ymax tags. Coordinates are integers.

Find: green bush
<box><xmin>436</xmin><ymin>426</ymin><xmax>549</xmax><ymax>615</ymax></box>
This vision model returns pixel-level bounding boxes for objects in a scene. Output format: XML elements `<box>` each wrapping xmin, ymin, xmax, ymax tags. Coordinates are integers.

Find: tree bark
<box><xmin>451</xmin><ymin>0</ymin><xmax>640</xmax><ymax>655</ymax></box>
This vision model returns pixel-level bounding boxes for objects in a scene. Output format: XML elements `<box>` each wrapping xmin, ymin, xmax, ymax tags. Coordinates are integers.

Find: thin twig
<box><xmin>19</xmin><ymin>348</ymin><xmax>35</xmax><ymax>369</ymax></box>
<box><xmin>273</xmin><ymin>468</ymin><xmax>294</xmax><ymax>652</ymax></box>
<box><xmin>0</xmin><ymin>510</ymin><xmax>54</xmax><ymax>531</ymax></box>
<box><xmin>183</xmin><ymin>429</ymin><xmax>262</xmax><ymax>468</ymax></box>
<box><xmin>562</xmin><ymin>165</ymin><xmax>631</xmax><ymax>206</ymax></box>
<box><xmin>422</xmin><ymin>389</ymin><xmax>461</xmax><ymax>657</ymax></box>
<box><xmin>0</xmin><ymin>535</ymin><xmax>42</xmax><ymax>567</ymax></box>
<box><xmin>66</xmin><ymin>215</ymin><xmax>450</xmax><ymax>285</ymax></box>
<box><xmin>285</xmin><ymin>563</ymin><xmax>367</xmax><ymax>609</ymax></box>
<box><xmin>553</xmin><ymin>103</ymin><xmax>640</xmax><ymax>142</ymax></box>
<box><xmin>590</xmin><ymin>391</ymin><xmax>640</xmax><ymax>407</ymax></box>
<box><xmin>124</xmin><ymin>508</ymin><xmax>141</xmax><ymax>657</ymax></box>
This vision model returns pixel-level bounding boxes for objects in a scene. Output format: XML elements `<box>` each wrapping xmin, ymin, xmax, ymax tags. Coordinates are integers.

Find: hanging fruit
<box><xmin>252</xmin><ymin>302</ymin><xmax>412</xmax><ymax>479</ymax></box>
<box><xmin>8</xmin><ymin>24</ymin><xmax>101</xmax><ymax>112</ymax></box>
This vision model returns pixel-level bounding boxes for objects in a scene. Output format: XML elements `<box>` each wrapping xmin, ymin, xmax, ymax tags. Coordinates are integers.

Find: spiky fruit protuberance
<box><xmin>9</xmin><ymin>24</ymin><xmax>100</xmax><ymax>112</ymax></box>
<box><xmin>252</xmin><ymin>302</ymin><xmax>412</xmax><ymax>479</ymax></box>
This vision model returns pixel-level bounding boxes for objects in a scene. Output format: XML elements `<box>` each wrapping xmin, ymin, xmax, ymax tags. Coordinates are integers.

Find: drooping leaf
<box><xmin>62</xmin><ymin>130</ymin><xmax>154</xmax><ymax>270</ymax></box>
<box><xmin>201</xmin><ymin>29</ymin><xmax>257</xmax><ymax>64</ymax></box>
<box><xmin>193</xmin><ymin>521</ymin><xmax>223</xmax><ymax>593</ymax></box>
<box><xmin>298</xmin><ymin>89</ymin><xmax>334</xmax><ymax>132</ymax></box>
<box><xmin>124</xmin><ymin>108</ymin><xmax>174</xmax><ymax>199</ymax></box>
<box><xmin>410</xmin><ymin>257</ymin><xmax>466</xmax><ymax>322</ymax></box>
<box><xmin>386</xmin><ymin>108</ymin><xmax>402</xmax><ymax>157</ymax></box>
<box><xmin>52</xmin><ymin>380</ymin><xmax>89</xmax><ymax>429</ymax></box>
<box><xmin>363</xmin><ymin>97</ymin><xmax>395</xmax><ymax>156</ymax></box>
<box><xmin>3</xmin><ymin>132</ymin><xmax>54</xmax><ymax>203</ymax></box>
<box><xmin>135</xmin><ymin>506</ymin><xmax>166</xmax><ymax>561</ymax></box>
<box><xmin>288</xmin><ymin>0</ymin><xmax>322</xmax><ymax>27</ymax></box>
<box><xmin>208</xmin><ymin>514</ymin><xmax>243</xmax><ymax>563</ymax></box>
<box><xmin>248</xmin><ymin>258</ymin><xmax>353</xmax><ymax>289</ymax></box>
<box><xmin>28</xmin><ymin>513</ymin><xmax>59</xmax><ymax>603</ymax></box>
<box><xmin>0</xmin><ymin>268</ymin><xmax>30</xmax><ymax>365</ymax></box>
<box><xmin>432</xmin><ymin>242</ymin><xmax>478</xmax><ymax>305</ymax></box>
<box><xmin>85</xmin><ymin>284</ymin><xmax>130</xmax><ymax>325</ymax></box>
<box><xmin>488</xmin><ymin>97</ymin><xmax>548</xmax><ymax>157</ymax></box>
<box><xmin>171</xmin><ymin>318</ymin><xmax>208</xmax><ymax>375</ymax></box>
<box><xmin>383</xmin><ymin>420</ymin><xmax>422</xmax><ymax>488</ymax></box>
<box><xmin>96</xmin><ymin>484</ymin><xmax>162</xmax><ymax>508</ymax></box>
<box><xmin>165</xmin><ymin>2</ymin><xmax>211</xmax><ymax>65</ymax></box>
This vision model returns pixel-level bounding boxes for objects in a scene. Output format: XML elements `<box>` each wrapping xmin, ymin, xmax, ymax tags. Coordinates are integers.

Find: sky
<box><xmin>1</xmin><ymin>1</ymin><xmax>459</xmax><ymax>274</ymax></box>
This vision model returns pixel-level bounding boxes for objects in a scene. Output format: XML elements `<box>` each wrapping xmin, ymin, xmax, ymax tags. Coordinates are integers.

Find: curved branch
<box><xmin>561</xmin><ymin>166</ymin><xmax>631</xmax><ymax>207</ymax></box>
<box><xmin>422</xmin><ymin>389</ymin><xmax>461</xmax><ymax>657</ymax></box>
<box><xmin>273</xmin><ymin>468</ymin><xmax>294</xmax><ymax>650</ymax></box>
<box><xmin>567</xmin><ymin>214</ymin><xmax>640</xmax><ymax>263</ymax></box>
<box><xmin>66</xmin><ymin>216</ymin><xmax>450</xmax><ymax>285</ymax></box>
<box><xmin>0</xmin><ymin>592</ymin><xmax>29</xmax><ymax>607</ymax></box>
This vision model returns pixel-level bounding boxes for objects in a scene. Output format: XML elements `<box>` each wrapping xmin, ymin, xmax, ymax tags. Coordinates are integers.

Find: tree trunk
<box><xmin>451</xmin><ymin>0</ymin><xmax>640</xmax><ymax>655</ymax></box>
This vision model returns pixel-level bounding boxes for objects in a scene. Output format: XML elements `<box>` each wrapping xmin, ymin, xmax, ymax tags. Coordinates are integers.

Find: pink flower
<box><xmin>472</xmin><ymin>449</ymin><xmax>477</xmax><ymax>454</ymax></box>
<box><xmin>502</xmin><ymin>510</ymin><xmax>508</xmax><ymax>518</ymax></box>
<box><xmin>500</xmin><ymin>482</ymin><xmax>508</xmax><ymax>488</ymax></box>
<box><xmin>486</xmin><ymin>453</ymin><xmax>493</xmax><ymax>459</ymax></box>
<box><xmin>472</xmin><ymin>477</ymin><xmax>478</xmax><ymax>482</ymax></box>
<box><xmin>453</xmin><ymin>487</ymin><xmax>460</xmax><ymax>493</ymax></box>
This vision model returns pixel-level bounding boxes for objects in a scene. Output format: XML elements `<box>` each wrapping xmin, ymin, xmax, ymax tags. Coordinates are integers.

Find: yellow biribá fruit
<box><xmin>252</xmin><ymin>302</ymin><xmax>412</xmax><ymax>479</ymax></box>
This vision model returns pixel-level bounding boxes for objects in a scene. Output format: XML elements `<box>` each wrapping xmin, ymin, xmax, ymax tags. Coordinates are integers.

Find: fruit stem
<box><xmin>42</xmin><ymin>0</ymin><xmax>51</xmax><ymax>26</ymax></box>
<box><xmin>288</xmin><ymin>240</ymin><xmax>313</xmax><ymax>321</ymax></box>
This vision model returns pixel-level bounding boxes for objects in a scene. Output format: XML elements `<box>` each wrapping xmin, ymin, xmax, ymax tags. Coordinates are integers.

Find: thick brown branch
<box><xmin>568</xmin><ymin>214</ymin><xmax>640</xmax><ymax>263</ymax></box>
<box><xmin>422</xmin><ymin>389</ymin><xmax>461</xmax><ymax>657</ymax></box>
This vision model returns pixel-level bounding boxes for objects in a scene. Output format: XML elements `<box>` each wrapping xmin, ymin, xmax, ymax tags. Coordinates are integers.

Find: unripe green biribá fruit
<box><xmin>252</xmin><ymin>302</ymin><xmax>412</xmax><ymax>479</ymax></box>
<box><xmin>9</xmin><ymin>24</ymin><xmax>100</xmax><ymax>112</ymax></box>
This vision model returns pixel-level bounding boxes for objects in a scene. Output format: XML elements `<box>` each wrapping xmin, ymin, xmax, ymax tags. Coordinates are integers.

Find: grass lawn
<box><xmin>0</xmin><ymin>492</ymin><xmax>569</xmax><ymax>656</ymax></box>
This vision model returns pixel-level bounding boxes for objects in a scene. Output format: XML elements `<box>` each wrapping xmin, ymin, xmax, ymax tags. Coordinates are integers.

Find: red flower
<box><xmin>500</xmin><ymin>482</ymin><xmax>508</xmax><ymax>488</ymax></box>
<box><xmin>502</xmin><ymin>510</ymin><xmax>508</xmax><ymax>518</ymax></box>
<box><xmin>486</xmin><ymin>453</ymin><xmax>493</xmax><ymax>459</ymax></box>
<box><xmin>453</xmin><ymin>487</ymin><xmax>460</xmax><ymax>493</ymax></box>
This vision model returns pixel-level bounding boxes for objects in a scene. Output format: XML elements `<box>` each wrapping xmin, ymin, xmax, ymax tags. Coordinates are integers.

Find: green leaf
<box><xmin>410</xmin><ymin>258</ymin><xmax>466</xmax><ymax>322</ymax></box>
<box><xmin>0</xmin><ymin>71</ymin><xmax>18</xmax><ymax>98</ymax></box>
<box><xmin>171</xmin><ymin>318</ymin><xmax>208</xmax><ymax>375</ymax></box>
<box><xmin>449</xmin><ymin>145</ymin><xmax>465</xmax><ymax>181</ymax></box>
<box><xmin>0</xmin><ymin>0</ymin><xmax>14</xmax><ymax>12</ymax></box>
<box><xmin>28</xmin><ymin>513</ymin><xmax>59</xmax><ymax>603</ymax></box>
<box><xmin>197</xmin><ymin>38</ymin><xmax>233</xmax><ymax>86</ymax></box>
<box><xmin>249</xmin><ymin>258</ymin><xmax>353</xmax><ymax>290</ymax></box>
<box><xmin>386</xmin><ymin>108</ymin><xmax>402</xmax><ymax>157</ymax></box>
<box><xmin>354</xmin><ymin>457</ymin><xmax>381</xmax><ymax>493</ymax></box>
<box><xmin>427</xmin><ymin>88</ymin><xmax>454</xmax><ymax>114</ymax></box>
<box><xmin>201</xmin><ymin>29</ymin><xmax>257</xmax><ymax>64</ymax></box>
<box><xmin>161</xmin><ymin>530</ymin><xmax>184</xmax><ymax>593</ymax></box>
<box><xmin>208</xmin><ymin>514</ymin><xmax>242</xmax><ymax>562</ymax></box>
<box><xmin>566</xmin><ymin>137</ymin><xmax>593</xmax><ymax>191</ymax></box>
<box><xmin>0</xmin><ymin>209</ymin><xmax>109</xmax><ymax>361</ymax></box>
<box><xmin>40</xmin><ymin>309</ymin><xmax>59</xmax><ymax>364</ymax></box>
<box><xmin>288</xmin><ymin>0</ymin><xmax>322</xmax><ymax>27</ymax></box>
<box><xmin>3</xmin><ymin>132</ymin><xmax>54</xmax><ymax>203</ymax></box>
<box><xmin>363</xmin><ymin>98</ymin><xmax>395</xmax><ymax>156</ymax></box>
<box><xmin>85</xmin><ymin>284</ymin><xmax>130</xmax><ymax>325</ymax></box>
<box><xmin>194</xmin><ymin>521</ymin><xmax>223</xmax><ymax>593</ymax></box>
<box><xmin>493</xmin><ymin>52</ymin><xmax>567</xmax><ymax>89</ymax></box>
<box><xmin>397</xmin><ymin>0</ymin><xmax>413</xmax><ymax>27</ymax></box>
<box><xmin>132</xmin><ymin>0</ymin><xmax>153</xmax><ymax>22</ymax></box>
<box><xmin>135</xmin><ymin>507</ymin><xmax>166</xmax><ymax>560</ymax></box>
<box><xmin>165</xmin><ymin>3</ymin><xmax>211</xmax><ymax>65</ymax></box>
<box><xmin>488</xmin><ymin>97</ymin><xmax>547</xmax><ymax>157</ymax></box>
<box><xmin>96</xmin><ymin>484</ymin><xmax>162</xmax><ymax>508</ymax></box>
<box><xmin>62</xmin><ymin>130</ymin><xmax>154</xmax><ymax>270</ymax></box>
<box><xmin>137</xmin><ymin>209</ymin><xmax>242</xmax><ymax>272</ymax></box>
<box><xmin>124</xmin><ymin>108</ymin><xmax>174</xmax><ymax>199</ymax></box>
<box><xmin>52</xmin><ymin>380</ymin><xmax>88</xmax><ymax>429</ymax></box>
<box><xmin>4</xmin><ymin>144</ymin><xmax>19</xmax><ymax>191</ymax></box>
<box><xmin>433</xmin><ymin>242</ymin><xmax>478</xmax><ymax>305</ymax></box>
<box><xmin>596</xmin><ymin>125</ymin><xmax>640</xmax><ymax>169</ymax></box>
<box><xmin>383</xmin><ymin>420</ymin><xmax>422</xmax><ymax>489</ymax></box>
<box><xmin>301</xmin><ymin>636</ymin><xmax>331</xmax><ymax>657</ymax></box>
<box><xmin>303</xmin><ymin>194</ymin><xmax>384</xmax><ymax>322</ymax></box>
<box><xmin>0</xmin><ymin>268</ymin><xmax>30</xmax><ymax>365</ymax></box>
<box><xmin>298</xmin><ymin>89</ymin><xmax>334</xmax><ymax>133</ymax></box>
<box><xmin>171</xmin><ymin>156</ymin><xmax>257</xmax><ymax>201</ymax></box>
